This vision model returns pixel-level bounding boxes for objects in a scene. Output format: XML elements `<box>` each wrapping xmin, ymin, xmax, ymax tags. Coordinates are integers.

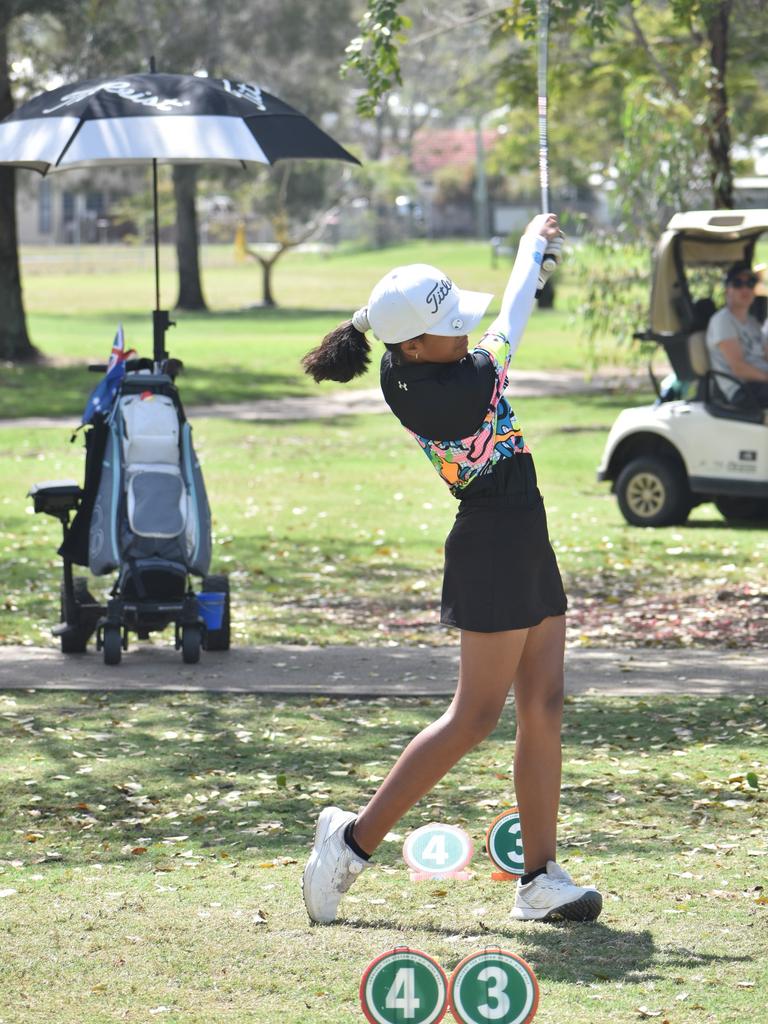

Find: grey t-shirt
<box><xmin>705</xmin><ymin>307</ymin><xmax>768</xmax><ymax>399</ymax></box>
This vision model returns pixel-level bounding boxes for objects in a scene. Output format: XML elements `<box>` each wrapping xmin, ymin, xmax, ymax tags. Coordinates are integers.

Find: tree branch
<box><xmin>408</xmin><ymin>2</ymin><xmax>512</xmax><ymax>46</ymax></box>
<box><xmin>622</xmin><ymin>4</ymin><xmax>683</xmax><ymax>100</ymax></box>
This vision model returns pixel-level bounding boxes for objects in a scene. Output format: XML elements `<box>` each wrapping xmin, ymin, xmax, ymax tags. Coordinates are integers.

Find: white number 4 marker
<box><xmin>385</xmin><ymin>967</ymin><xmax>421</xmax><ymax>1017</ymax></box>
<box><xmin>422</xmin><ymin>833</ymin><xmax>449</xmax><ymax>866</ymax></box>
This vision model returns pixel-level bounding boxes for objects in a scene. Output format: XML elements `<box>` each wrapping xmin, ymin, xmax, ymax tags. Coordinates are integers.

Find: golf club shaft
<box><xmin>538</xmin><ymin>0</ymin><xmax>556</xmax><ymax>273</ymax></box>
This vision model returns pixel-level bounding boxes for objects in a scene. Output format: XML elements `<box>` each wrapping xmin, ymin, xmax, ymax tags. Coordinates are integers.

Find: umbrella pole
<box><xmin>149</xmin><ymin>57</ymin><xmax>174</xmax><ymax>366</ymax></box>
<box><xmin>153</xmin><ymin>156</ymin><xmax>160</xmax><ymax>312</ymax></box>
<box><xmin>151</xmin><ymin>157</ymin><xmax>174</xmax><ymax>365</ymax></box>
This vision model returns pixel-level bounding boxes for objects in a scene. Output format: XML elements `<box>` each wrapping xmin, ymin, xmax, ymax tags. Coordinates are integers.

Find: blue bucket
<box><xmin>196</xmin><ymin>592</ymin><xmax>225</xmax><ymax>631</ymax></box>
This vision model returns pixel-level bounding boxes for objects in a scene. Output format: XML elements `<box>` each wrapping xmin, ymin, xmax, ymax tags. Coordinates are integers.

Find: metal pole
<box><xmin>152</xmin><ymin>157</ymin><xmax>160</xmax><ymax>312</ymax></box>
<box><xmin>147</xmin><ymin>53</ymin><xmax>172</xmax><ymax>364</ymax></box>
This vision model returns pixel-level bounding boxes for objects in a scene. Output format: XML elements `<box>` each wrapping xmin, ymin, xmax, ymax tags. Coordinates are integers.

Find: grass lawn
<box><xmin>0</xmin><ymin>688</ymin><xmax>765</xmax><ymax>1023</ymax></box>
<box><xmin>2</xmin><ymin>243</ymin><xmax>766</xmax><ymax>1024</ymax></box>
<box><xmin>2</xmin><ymin>241</ymin><xmax>597</xmax><ymax>420</ymax></box>
<box><xmin>1</xmin><ymin>394</ymin><xmax>767</xmax><ymax>650</ymax></box>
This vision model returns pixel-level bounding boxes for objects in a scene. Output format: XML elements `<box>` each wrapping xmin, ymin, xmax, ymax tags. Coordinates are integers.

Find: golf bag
<box><xmin>89</xmin><ymin>383</ymin><xmax>212</xmax><ymax>584</ymax></box>
<box><xmin>29</xmin><ymin>365</ymin><xmax>230</xmax><ymax>666</ymax></box>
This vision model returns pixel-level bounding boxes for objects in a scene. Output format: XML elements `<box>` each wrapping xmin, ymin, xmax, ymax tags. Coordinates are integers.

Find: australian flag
<box><xmin>81</xmin><ymin>324</ymin><xmax>136</xmax><ymax>424</ymax></box>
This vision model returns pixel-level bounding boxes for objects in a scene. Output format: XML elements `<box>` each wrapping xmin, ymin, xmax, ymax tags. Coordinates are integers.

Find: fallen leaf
<box><xmin>257</xmin><ymin>857</ymin><xmax>298</xmax><ymax>869</ymax></box>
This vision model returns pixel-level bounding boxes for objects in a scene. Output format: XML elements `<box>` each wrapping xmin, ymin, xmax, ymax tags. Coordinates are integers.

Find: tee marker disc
<box><xmin>403</xmin><ymin>823</ymin><xmax>474</xmax><ymax>881</ymax></box>
<box><xmin>360</xmin><ymin>948</ymin><xmax>448</xmax><ymax>1024</ymax></box>
<box><xmin>448</xmin><ymin>948</ymin><xmax>539</xmax><ymax>1024</ymax></box>
<box><xmin>485</xmin><ymin>807</ymin><xmax>524</xmax><ymax>881</ymax></box>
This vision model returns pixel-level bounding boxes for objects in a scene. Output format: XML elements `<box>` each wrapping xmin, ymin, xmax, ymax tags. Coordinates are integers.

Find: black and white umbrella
<box><xmin>0</xmin><ymin>71</ymin><xmax>359</xmax><ymax>360</ymax></box>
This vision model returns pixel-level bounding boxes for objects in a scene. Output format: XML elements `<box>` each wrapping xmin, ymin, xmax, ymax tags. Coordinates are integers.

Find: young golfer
<box><xmin>301</xmin><ymin>213</ymin><xmax>602</xmax><ymax>925</ymax></box>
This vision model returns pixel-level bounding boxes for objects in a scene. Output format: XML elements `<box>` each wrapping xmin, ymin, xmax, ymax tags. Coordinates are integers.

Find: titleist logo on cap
<box><xmin>426</xmin><ymin>278</ymin><xmax>452</xmax><ymax>314</ymax></box>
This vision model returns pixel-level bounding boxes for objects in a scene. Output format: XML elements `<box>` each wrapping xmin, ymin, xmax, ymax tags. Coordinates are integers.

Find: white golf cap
<box><xmin>364</xmin><ymin>263</ymin><xmax>493</xmax><ymax>345</ymax></box>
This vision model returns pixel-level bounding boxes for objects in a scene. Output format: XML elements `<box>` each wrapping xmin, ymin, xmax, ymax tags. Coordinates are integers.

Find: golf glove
<box><xmin>537</xmin><ymin>233</ymin><xmax>565</xmax><ymax>290</ymax></box>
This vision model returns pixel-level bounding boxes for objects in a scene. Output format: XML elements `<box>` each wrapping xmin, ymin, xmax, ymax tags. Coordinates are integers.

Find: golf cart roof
<box><xmin>650</xmin><ymin>209</ymin><xmax>768</xmax><ymax>334</ymax></box>
<box><xmin>665</xmin><ymin>209</ymin><xmax>768</xmax><ymax>234</ymax></box>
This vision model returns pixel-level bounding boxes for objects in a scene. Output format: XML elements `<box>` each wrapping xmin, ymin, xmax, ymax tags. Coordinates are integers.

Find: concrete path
<box><xmin>0</xmin><ymin>644</ymin><xmax>764</xmax><ymax>697</ymax></box>
<box><xmin>0</xmin><ymin>369</ymin><xmax>646</xmax><ymax>430</ymax></box>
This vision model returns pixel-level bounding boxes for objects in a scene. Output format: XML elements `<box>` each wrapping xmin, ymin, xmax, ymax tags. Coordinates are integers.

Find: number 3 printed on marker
<box><xmin>477</xmin><ymin>966</ymin><xmax>510</xmax><ymax>1019</ymax></box>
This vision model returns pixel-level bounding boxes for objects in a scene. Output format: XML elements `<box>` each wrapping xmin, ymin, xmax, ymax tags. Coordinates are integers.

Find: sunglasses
<box><xmin>729</xmin><ymin>276</ymin><xmax>758</xmax><ymax>288</ymax></box>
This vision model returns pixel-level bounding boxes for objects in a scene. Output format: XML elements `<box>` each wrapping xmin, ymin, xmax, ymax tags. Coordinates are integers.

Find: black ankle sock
<box><xmin>344</xmin><ymin>820</ymin><xmax>371</xmax><ymax>861</ymax></box>
<box><xmin>521</xmin><ymin>865</ymin><xmax>548</xmax><ymax>886</ymax></box>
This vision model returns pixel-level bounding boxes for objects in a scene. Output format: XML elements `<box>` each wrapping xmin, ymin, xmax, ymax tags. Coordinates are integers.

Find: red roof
<box><xmin>411</xmin><ymin>129</ymin><xmax>499</xmax><ymax>176</ymax></box>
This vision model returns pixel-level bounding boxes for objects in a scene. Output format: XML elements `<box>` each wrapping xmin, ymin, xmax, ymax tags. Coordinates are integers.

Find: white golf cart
<box><xmin>598</xmin><ymin>209</ymin><xmax>768</xmax><ymax>526</ymax></box>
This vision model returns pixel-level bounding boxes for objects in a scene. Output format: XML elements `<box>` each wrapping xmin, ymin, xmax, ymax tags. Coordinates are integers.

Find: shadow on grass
<box><xmin>685</xmin><ymin>516</ymin><xmax>768</xmax><ymax>530</ymax></box>
<box><xmin>336</xmin><ymin>916</ymin><xmax>749</xmax><ymax>984</ymax></box>
<box><xmin>0</xmin><ymin>693</ymin><xmax>764</xmax><ymax>871</ymax></box>
<box><xmin>0</xmin><ymin>363</ymin><xmax>313</xmax><ymax>419</ymax></box>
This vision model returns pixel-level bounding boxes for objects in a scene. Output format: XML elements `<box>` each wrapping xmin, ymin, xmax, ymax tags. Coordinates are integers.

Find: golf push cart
<box><xmin>598</xmin><ymin>209</ymin><xmax>768</xmax><ymax>527</ymax></box>
<box><xmin>28</xmin><ymin>320</ymin><xmax>230</xmax><ymax>665</ymax></box>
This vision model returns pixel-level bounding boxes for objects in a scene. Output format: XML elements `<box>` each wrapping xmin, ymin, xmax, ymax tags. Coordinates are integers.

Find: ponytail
<box><xmin>302</xmin><ymin>321</ymin><xmax>372</xmax><ymax>383</ymax></box>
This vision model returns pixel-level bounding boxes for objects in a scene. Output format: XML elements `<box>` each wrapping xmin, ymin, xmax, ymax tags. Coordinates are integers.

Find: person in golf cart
<box><xmin>706</xmin><ymin>260</ymin><xmax>768</xmax><ymax>407</ymax></box>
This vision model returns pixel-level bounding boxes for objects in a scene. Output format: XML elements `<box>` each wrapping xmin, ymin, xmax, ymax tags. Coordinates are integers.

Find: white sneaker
<box><xmin>511</xmin><ymin>861</ymin><xmax>602</xmax><ymax>922</ymax></box>
<box><xmin>302</xmin><ymin>807</ymin><xmax>369</xmax><ymax>923</ymax></box>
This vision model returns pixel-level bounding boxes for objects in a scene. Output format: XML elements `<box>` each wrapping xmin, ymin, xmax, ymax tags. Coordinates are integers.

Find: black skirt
<box><xmin>440</xmin><ymin>495</ymin><xmax>567</xmax><ymax>633</ymax></box>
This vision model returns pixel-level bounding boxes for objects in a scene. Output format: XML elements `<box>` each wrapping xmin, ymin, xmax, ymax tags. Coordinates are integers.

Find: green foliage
<box><xmin>492</xmin><ymin>0</ymin><xmax>623</xmax><ymax>42</ymax></box>
<box><xmin>431</xmin><ymin>163</ymin><xmax>512</xmax><ymax>208</ymax></box>
<box><xmin>353</xmin><ymin>154</ymin><xmax>416</xmax><ymax>204</ymax></box>
<box><xmin>615</xmin><ymin>76</ymin><xmax>710</xmax><ymax>242</ymax></box>
<box><xmin>341</xmin><ymin>1</ymin><xmax>412</xmax><ymax>118</ymax></box>
<box><xmin>109</xmin><ymin>168</ymin><xmax>177</xmax><ymax>237</ymax></box>
<box><xmin>573</xmin><ymin>237</ymin><xmax>653</xmax><ymax>373</ymax></box>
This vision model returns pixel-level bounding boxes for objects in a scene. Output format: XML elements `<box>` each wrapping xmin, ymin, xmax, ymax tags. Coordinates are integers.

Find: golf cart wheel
<box><xmin>202</xmin><ymin>574</ymin><xmax>230</xmax><ymax>651</ymax></box>
<box><xmin>715</xmin><ymin>496</ymin><xmax>768</xmax><ymax>523</ymax></box>
<box><xmin>103</xmin><ymin>625</ymin><xmax>122</xmax><ymax>666</ymax></box>
<box><xmin>59</xmin><ymin>577</ymin><xmax>96</xmax><ymax>654</ymax></box>
<box><xmin>616</xmin><ymin>457</ymin><xmax>692</xmax><ymax>527</ymax></box>
<box><xmin>181</xmin><ymin>624</ymin><xmax>201</xmax><ymax>664</ymax></box>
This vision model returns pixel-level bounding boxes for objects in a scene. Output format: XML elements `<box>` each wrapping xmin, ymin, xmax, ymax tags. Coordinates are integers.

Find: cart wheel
<box><xmin>59</xmin><ymin>578</ymin><xmax>96</xmax><ymax>654</ymax></box>
<box><xmin>103</xmin><ymin>625</ymin><xmax>122</xmax><ymax>666</ymax></box>
<box><xmin>181</xmin><ymin>625</ymin><xmax>201</xmax><ymax>664</ymax></box>
<box><xmin>616</xmin><ymin>456</ymin><xmax>692</xmax><ymax>527</ymax></box>
<box><xmin>201</xmin><ymin>574</ymin><xmax>230</xmax><ymax>651</ymax></box>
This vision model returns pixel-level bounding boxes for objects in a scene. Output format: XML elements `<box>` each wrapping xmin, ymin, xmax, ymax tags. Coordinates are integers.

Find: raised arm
<box><xmin>479</xmin><ymin>213</ymin><xmax>561</xmax><ymax>365</ymax></box>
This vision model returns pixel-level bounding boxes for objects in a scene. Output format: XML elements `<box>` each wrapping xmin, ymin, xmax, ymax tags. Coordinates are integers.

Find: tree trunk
<box><xmin>260</xmin><ymin>255</ymin><xmax>277</xmax><ymax>307</ymax></box>
<box><xmin>173</xmin><ymin>164</ymin><xmax>207</xmax><ymax>310</ymax></box>
<box><xmin>705</xmin><ymin>1</ymin><xmax>734</xmax><ymax>209</ymax></box>
<box><xmin>0</xmin><ymin>24</ymin><xmax>38</xmax><ymax>362</ymax></box>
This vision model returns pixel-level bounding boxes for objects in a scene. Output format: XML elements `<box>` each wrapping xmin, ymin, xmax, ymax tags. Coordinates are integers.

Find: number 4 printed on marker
<box><xmin>385</xmin><ymin>967</ymin><xmax>421</xmax><ymax>1017</ymax></box>
<box><xmin>422</xmin><ymin>833</ymin><xmax>449</xmax><ymax>866</ymax></box>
